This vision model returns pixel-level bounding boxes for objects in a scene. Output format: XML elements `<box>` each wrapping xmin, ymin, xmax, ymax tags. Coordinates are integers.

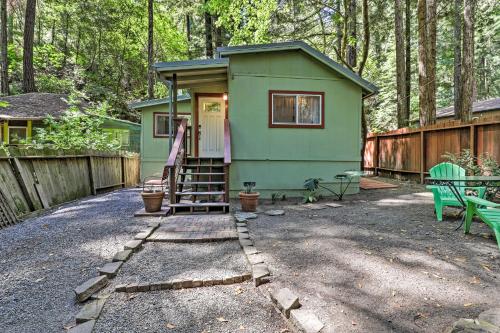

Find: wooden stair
<box><xmin>171</xmin><ymin>157</ymin><xmax>229</xmax><ymax>214</ymax></box>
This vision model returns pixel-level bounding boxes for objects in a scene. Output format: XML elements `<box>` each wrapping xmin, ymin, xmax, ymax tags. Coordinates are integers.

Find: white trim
<box><xmin>271</xmin><ymin>93</ymin><xmax>322</xmax><ymax>126</ymax></box>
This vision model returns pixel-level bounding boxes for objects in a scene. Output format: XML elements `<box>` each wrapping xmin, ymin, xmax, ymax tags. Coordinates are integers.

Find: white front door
<box><xmin>198</xmin><ymin>96</ymin><xmax>225</xmax><ymax>157</ymax></box>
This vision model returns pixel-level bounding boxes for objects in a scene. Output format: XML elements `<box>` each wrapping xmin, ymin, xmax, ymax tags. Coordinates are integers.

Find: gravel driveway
<box><xmin>0</xmin><ymin>188</ymin><xmax>154</xmax><ymax>333</ymax></box>
<box><xmin>247</xmin><ymin>179</ymin><xmax>500</xmax><ymax>333</ymax></box>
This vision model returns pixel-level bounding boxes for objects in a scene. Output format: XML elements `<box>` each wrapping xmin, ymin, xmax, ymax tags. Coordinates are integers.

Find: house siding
<box><xmin>227</xmin><ymin>51</ymin><xmax>362</xmax><ymax>197</ymax></box>
<box><xmin>139</xmin><ymin>100</ymin><xmax>192</xmax><ymax>179</ymax></box>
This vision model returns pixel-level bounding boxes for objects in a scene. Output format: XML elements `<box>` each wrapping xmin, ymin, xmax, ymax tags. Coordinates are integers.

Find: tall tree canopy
<box><xmin>0</xmin><ymin>0</ymin><xmax>498</xmax><ymax>129</ymax></box>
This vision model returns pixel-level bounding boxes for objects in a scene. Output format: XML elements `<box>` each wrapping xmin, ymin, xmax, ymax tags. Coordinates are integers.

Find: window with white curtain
<box><xmin>270</xmin><ymin>91</ymin><xmax>324</xmax><ymax>128</ymax></box>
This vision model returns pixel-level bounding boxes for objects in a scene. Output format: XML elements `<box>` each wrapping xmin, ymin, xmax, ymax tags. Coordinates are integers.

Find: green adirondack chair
<box><xmin>464</xmin><ymin>196</ymin><xmax>500</xmax><ymax>251</ymax></box>
<box><xmin>426</xmin><ymin>162</ymin><xmax>486</xmax><ymax>221</ymax></box>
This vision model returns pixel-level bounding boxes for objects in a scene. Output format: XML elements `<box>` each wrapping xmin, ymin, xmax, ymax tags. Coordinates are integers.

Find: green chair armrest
<box><xmin>426</xmin><ymin>185</ymin><xmax>439</xmax><ymax>190</ymax></box>
<box><xmin>464</xmin><ymin>196</ymin><xmax>500</xmax><ymax>208</ymax></box>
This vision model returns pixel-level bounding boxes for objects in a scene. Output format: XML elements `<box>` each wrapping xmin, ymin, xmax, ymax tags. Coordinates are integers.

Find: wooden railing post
<box><xmin>223</xmin><ymin>120</ymin><xmax>231</xmax><ymax>203</ymax></box>
<box><xmin>419</xmin><ymin>129</ymin><xmax>425</xmax><ymax>184</ymax></box>
<box><xmin>169</xmin><ymin>166</ymin><xmax>176</xmax><ymax>204</ymax></box>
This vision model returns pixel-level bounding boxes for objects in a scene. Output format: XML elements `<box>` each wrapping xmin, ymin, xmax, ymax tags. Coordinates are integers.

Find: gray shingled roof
<box><xmin>437</xmin><ymin>97</ymin><xmax>500</xmax><ymax>118</ymax></box>
<box><xmin>217</xmin><ymin>41</ymin><xmax>378</xmax><ymax>96</ymax></box>
<box><xmin>128</xmin><ymin>94</ymin><xmax>191</xmax><ymax>110</ymax></box>
<box><xmin>0</xmin><ymin>93</ymin><xmax>87</xmax><ymax>120</ymax></box>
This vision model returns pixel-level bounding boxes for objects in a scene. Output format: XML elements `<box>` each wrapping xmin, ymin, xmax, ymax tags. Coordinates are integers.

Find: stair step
<box><xmin>170</xmin><ymin>202</ymin><xmax>230</xmax><ymax>208</ymax></box>
<box><xmin>178</xmin><ymin>181</ymin><xmax>225</xmax><ymax>185</ymax></box>
<box><xmin>179</xmin><ymin>172</ymin><xmax>225</xmax><ymax>176</ymax></box>
<box><xmin>175</xmin><ymin>191</ymin><xmax>225</xmax><ymax>196</ymax></box>
<box><xmin>182</xmin><ymin>164</ymin><xmax>225</xmax><ymax>168</ymax></box>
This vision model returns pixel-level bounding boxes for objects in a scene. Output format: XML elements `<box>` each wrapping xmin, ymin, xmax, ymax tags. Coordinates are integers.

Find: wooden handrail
<box><xmin>166</xmin><ymin>118</ymin><xmax>188</xmax><ymax>167</ymax></box>
<box><xmin>224</xmin><ymin>119</ymin><xmax>231</xmax><ymax>165</ymax></box>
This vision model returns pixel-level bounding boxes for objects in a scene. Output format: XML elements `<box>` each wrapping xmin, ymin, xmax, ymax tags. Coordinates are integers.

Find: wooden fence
<box><xmin>363</xmin><ymin>116</ymin><xmax>500</xmax><ymax>183</ymax></box>
<box><xmin>0</xmin><ymin>147</ymin><xmax>140</xmax><ymax>228</ymax></box>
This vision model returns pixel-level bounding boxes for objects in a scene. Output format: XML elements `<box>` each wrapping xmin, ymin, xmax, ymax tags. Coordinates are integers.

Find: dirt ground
<box><xmin>246</xmin><ymin>178</ymin><xmax>500</xmax><ymax>333</ymax></box>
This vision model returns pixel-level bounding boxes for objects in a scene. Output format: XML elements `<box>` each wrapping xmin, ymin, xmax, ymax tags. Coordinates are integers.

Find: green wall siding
<box><xmin>139</xmin><ymin>100</ymin><xmax>191</xmax><ymax>179</ymax></box>
<box><xmin>227</xmin><ymin>51</ymin><xmax>362</xmax><ymax>197</ymax></box>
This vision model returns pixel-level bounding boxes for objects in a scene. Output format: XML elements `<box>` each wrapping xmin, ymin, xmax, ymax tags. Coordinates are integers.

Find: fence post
<box><xmin>419</xmin><ymin>129</ymin><xmax>425</xmax><ymax>184</ymax></box>
<box><xmin>120</xmin><ymin>155</ymin><xmax>125</xmax><ymax>188</ymax></box>
<box><xmin>87</xmin><ymin>156</ymin><xmax>96</xmax><ymax>195</ymax></box>
<box><xmin>374</xmin><ymin>135</ymin><xmax>379</xmax><ymax>176</ymax></box>
<box><xmin>469</xmin><ymin>124</ymin><xmax>476</xmax><ymax>157</ymax></box>
<box><xmin>10</xmin><ymin>157</ymin><xmax>36</xmax><ymax>211</ymax></box>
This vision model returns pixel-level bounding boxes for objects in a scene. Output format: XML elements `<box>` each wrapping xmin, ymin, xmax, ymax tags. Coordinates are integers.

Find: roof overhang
<box><xmin>153</xmin><ymin>59</ymin><xmax>228</xmax><ymax>89</ymax></box>
<box><xmin>128</xmin><ymin>95</ymin><xmax>192</xmax><ymax>110</ymax></box>
<box><xmin>217</xmin><ymin>41</ymin><xmax>378</xmax><ymax>97</ymax></box>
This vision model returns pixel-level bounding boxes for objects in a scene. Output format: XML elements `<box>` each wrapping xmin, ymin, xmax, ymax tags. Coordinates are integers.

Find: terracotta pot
<box><xmin>239</xmin><ymin>192</ymin><xmax>260</xmax><ymax>212</ymax></box>
<box><xmin>141</xmin><ymin>191</ymin><xmax>164</xmax><ymax>212</ymax></box>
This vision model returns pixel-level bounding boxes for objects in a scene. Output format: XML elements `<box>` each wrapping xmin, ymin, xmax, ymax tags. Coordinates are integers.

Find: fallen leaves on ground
<box><xmin>469</xmin><ymin>276</ymin><xmax>481</xmax><ymax>284</ymax></box>
<box><xmin>166</xmin><ymin>323</ymin><xmax>176</xmax><ymax>329</ymax></box>
<box><xmin>216</xmin><ymin>317</ymin><xmax>228</xmax><ymax>322</ymax></box>
<box><xmin>239</xmin><ymin>324</ymin><xmax>245</xmax><ymax>330</ymax></box>
<box><xmin>463</xmin><ymin>303</ymin><xmax>474</xmax><ymax>307</ymax></box>
<box><xmin>481</xmin><ymin>264</ymin><xmax>492</xmax><ymax>272</ymax></box>
<box><xmin>234</xmin><ymin>286</ymin><xmax>243</xmax><ymax>295</ymax></box>
<box><xmin>127</xmin><ymin>294</ymin><xmax>137</xmax><ymax>301</ymax></box>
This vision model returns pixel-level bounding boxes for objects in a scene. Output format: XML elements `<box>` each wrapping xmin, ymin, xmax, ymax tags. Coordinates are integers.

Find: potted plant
<box><xmin>141</xmin><ymin>177</ymin><xmax>165</xmax><ymax>212</ymax></box>
<box><xmin>239</xmin><ymin>182</ymin><xmax>260</xmax><ymax>212</ymax></box>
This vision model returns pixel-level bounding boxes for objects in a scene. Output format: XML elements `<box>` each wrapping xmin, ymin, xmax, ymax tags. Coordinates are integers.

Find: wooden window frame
<box><xmin>268</xmin><ymin>90</ymin><xmax>325</xmax><ymax>129</ymax></box>
<box><xmin>8</xmin><ymin>125</ymin><xmax>28</xmax><ymax>143</ymax></box>
<box><xmin>153</xmin><ymin>112</ymin><xmax>191</xmax><ymax>138</ymax></box>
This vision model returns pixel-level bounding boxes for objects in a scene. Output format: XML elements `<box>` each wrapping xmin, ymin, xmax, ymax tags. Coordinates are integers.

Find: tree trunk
<box><xmin>204</xmin><ymin>2</ymin><xmax>213</xmax><ymax>59</ymax></box>
<box><xmin>453</xmin><ymin>0</ymin><xmax>462</xmax><ymax>120</ymax></box>
<box><xmin>395</xmin><ymin>0</ymin><xmax>408</xmax><ymax>128</ymax></box>
<box><xmin>460</xmin><ymin>0</ymin><xmax>475</xmax><ymax>122</ymax></box>
<box><xmin>405</xmin><ymin>0</ymin><xmax>411</xmax><ymax>117</ymax></box>
<box><xmin>417</xmin><ymin>0</ymin><xmax>428</xmax><ymax>126</ymax></box>
<box><xmin>213</xmin><ymin>15</ymin><xmax>222</xmax><ymax>48</ymax></box>
<box><xmin>22</xmin><ymin>0</ymin><xmax>36</xmax><ymax>93</ymax></box>
<box><xmin>346</xmin><ymin>0</ymin><xmax>357</xmax><ymax>68</ymax></box>
<box><xmin>186</xmin><ymin>14</ymin><xmax>191</xmax><ymax>58</ymax></box>
<box><xmin>426</xmin><ymin>0</ymin><xmax>437</xmax><ymax>125</ymax></box>
<box><xmin>7</xmin><ymin>13</ymin><xmax>12</xmax><ymax>43</ymax></box>
<box><xmin>357</xmin><ymin>0</ymin><xmax>369</xmax><ymax>76</ymax></box>
<box><xmin>335</xmin><ymin>0</ymin><xmax>342</xmax><ymax>62</ymax></box>
<box><xmin>147</xmin><ymin>0</ymin><xmax>154</xmax><ymax>99</ymax></box>
<box><xmin>61</xmin><ymin>11</ymin><xmax>69</xmax><ymax>69</ymax></box>
<box><xmin>0</xmin><ymin>0</ymin><xmax>9</xmax><ymax>95</ymax></box>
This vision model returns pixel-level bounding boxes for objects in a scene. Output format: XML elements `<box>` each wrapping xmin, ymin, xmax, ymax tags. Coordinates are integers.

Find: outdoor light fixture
<box><xmin>223</xmin><ymin>93</ymin><xmax>228</xmax><ymax>101</ymax></box>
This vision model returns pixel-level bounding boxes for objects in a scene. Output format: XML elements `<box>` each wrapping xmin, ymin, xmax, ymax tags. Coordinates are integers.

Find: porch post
<box><xmin>168</xmin><ymin>80</ymin><xmax>173</xmax><ymax>152</ymax></box>
<box><xmin>172</xmin><ymin>73</ymin><xmax>178</xmax><ymax>135</ymax></box>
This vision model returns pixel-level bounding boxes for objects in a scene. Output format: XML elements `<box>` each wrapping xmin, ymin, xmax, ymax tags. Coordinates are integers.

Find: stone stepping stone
<box><xmin>235</xmin><ymin>212</ymin><xmax>258</xmax><ymax>220</ymax></box>
<box><xmin>237</xmin><ymin>226</ymin><xmax>249</xmax><ymax>233</ymax></box>
<box><xmin>124</xmin><ymin>239</ymin><xmax>143</xmax><ymax>251</ymax></box>
<box><xmin>148</xmin><ymin>221</ymin><xmax>161</xmax><ymax>228</ymax></box>
<box><xmin>247</xmin><ymin>253</ymin><xmax>265</xmax><ymax>265</ymax></box>
<box><xmin>290</xmin><ymin>309</ymin><xmax>324</xmax><ymax>333</ymax></box>
<box><xmin>74</xmin><ymin>276</ymin><xmax>108</xmax><ymax>302</ymax></box>
<box><xmin>302</xmin><ymin>204</ymin><xmax>326</xmax><ymax>210</ymax></box>
<box><xmin>243</xmin><ymin>246</ymin><xmax>259</xmax><ymax>255</ymax></box>
<box><xmin>265</xmin><ymin>209</ymin><xmax>285</xmax><ymax>216</ymax></box>
<box><xmin>239</xmin><ymin>233</ymin><xmax>250</xmax><ymax>240</ymax></box>
<box><xmin>112</xmin><ymin>249</ymin><xmax>132</xmax><ymax>262</ymax></box>
<box><xmin>236</xmin><ymin>222</ymin><xmax>247</xmax><ymax>227</ymax></box>
<box><xmin>134</xmin><ymin>227</ymin><xmax>156</xmax><ymax>240</ymax></box>
<box><xmin>253</xmin><ymin>263</ymin><xmax>270</xmax><ymax>286</ymax></box>
<box><xmin>76</xmin><ymin>299</ymin><xmax>106</xmax><ymax>323</ymax></box>
<box><xmin>68</xmin><ymin>320</ymin><xmax>96</xmax><ymax>333</ymax></box>
<box><xmin>270</xmin><ymin>288</ymin><xmax>300</xmax><ymax>318</ymax></box>
<box><xmin>239</xmin><ymin>238</ymin><xmax>253</xmax><ymax>247</ymax></box>
<box><xmin>99</xmin><ymin>261</ymin><xmax>123</xmax><ymax>278</ymax></box>
<box><xmin>325</xmin><ymin>203</ymin><xmax>343</xmax><ymax>208</ymax></box>
<box><xmin>478</xmin><ymin>307</ymin><xmax>500</xmax><ymax>328</ymax></box>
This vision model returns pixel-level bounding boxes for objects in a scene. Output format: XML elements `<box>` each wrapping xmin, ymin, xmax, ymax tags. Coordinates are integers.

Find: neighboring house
<box><xmin>436</xmin><ymin>97</ymin><xmax>500</xmax><ymax>122</ymax></box>
<box><xmin>129</xmin><ymin>94</ymin><xmax>191</xmax><ymax>178</ymax></box>
<box><xmin>134</xmin><ymin>41</ymin><xmax>378</xmax><ymax>213</ymax></box>
<box><xmin>0</xmin><ymin>93</ymin><xmax>141</xmax><ymax>152</ymax></box>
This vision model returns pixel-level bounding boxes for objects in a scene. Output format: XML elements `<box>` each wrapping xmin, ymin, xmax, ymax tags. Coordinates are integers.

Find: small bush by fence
<box><xmin>363</xmin><ymin>116</ymin><xmax>500</xmax><ymax>182</ymax></box>
<box><xmin>0</xmin><ymin>147</ymin><xmax>140</xmax><ymax>228</ymax></box>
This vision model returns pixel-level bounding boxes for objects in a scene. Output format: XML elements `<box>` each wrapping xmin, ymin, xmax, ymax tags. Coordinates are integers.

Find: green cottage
<box><xmin>131</xmin><ymin>41</ymin><xmax>378</xmax><ymax>214</ymax></box>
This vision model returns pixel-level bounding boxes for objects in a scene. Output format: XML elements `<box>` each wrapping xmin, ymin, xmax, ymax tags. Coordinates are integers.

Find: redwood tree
<box><xmin>395</xmin><ymin>0</ymin><xmax>408</xmax><ymax>128</ymax></box>
<box><xmin>0</xmin><ymin>0</ymin><xmax>8</xmax><ymax>95</ymax></box>
<box><xmin>453</xmin><ymin>0</ymin><xmax>462</xmax><ymax>119</ymax></box>
<box><xmin>147</xmin><ymin>0</ymin><xmax>154</xmax><ymax>99</ymax></box>
<box><xmin>460</xmin><ymin>0</ymin><xmax>476</xmax><ymax>122</ymax></box>
<box><xmin>22</xmin><ymin>0</ymin><xmax>36</xmax><ymax>93</ymax></box>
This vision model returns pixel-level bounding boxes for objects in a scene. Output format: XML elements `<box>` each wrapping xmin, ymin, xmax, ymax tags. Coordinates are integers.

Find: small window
<box><xmin>269</xmin><ymin>91</ymin><xmax>324</xmax><ymax>128</ymax></box>
<box><xmin>9</xmin><ymin>126</ymin><xmax>27</xmax><ymax>144</ymax></box>
<box><xmin>154</xmin><ymin>113</ymin><xmax>191</xmax><ymax>138</ymax></box>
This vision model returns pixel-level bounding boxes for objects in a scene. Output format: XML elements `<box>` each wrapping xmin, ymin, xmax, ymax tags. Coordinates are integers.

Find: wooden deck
<box><xmin>360</xmin><ymin>177</ymin><xmax>398</xmax><ymax>190</ymax></box>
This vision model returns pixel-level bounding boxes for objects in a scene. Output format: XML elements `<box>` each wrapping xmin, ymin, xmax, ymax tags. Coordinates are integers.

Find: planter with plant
<box><xmin>141</xmin><ymin>177</ymin><xmax>165</xmax><ymax>213</ymax></box>
<box><xmin>239</xmin><ymin>182</ymin><xmax>260</xmax><ymax>212</ymax></box>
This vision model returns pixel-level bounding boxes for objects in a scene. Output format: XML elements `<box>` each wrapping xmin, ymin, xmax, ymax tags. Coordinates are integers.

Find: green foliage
<box><xmin>32</xmin><ymin>101</ymin><xmax>120</xmax><ymax>151</ymax></box>
<box><xmin>303</xmin><ymin>178</ymin><xmax>321</xmax><ymax>203</ymax></box>
<box><xmin>443</xmin><ymin>149</ymin><xmax>500</xmax><ymax>176</ymax></box>
<box><xmin>271</xmin><ymin>192</ymin><xmax>286</xmax><ymax>204</ymax></box>
<box><xmin>243</xmin><ymin>181</ymin><xmax>256</xmax><ymax>194</ymax></box>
